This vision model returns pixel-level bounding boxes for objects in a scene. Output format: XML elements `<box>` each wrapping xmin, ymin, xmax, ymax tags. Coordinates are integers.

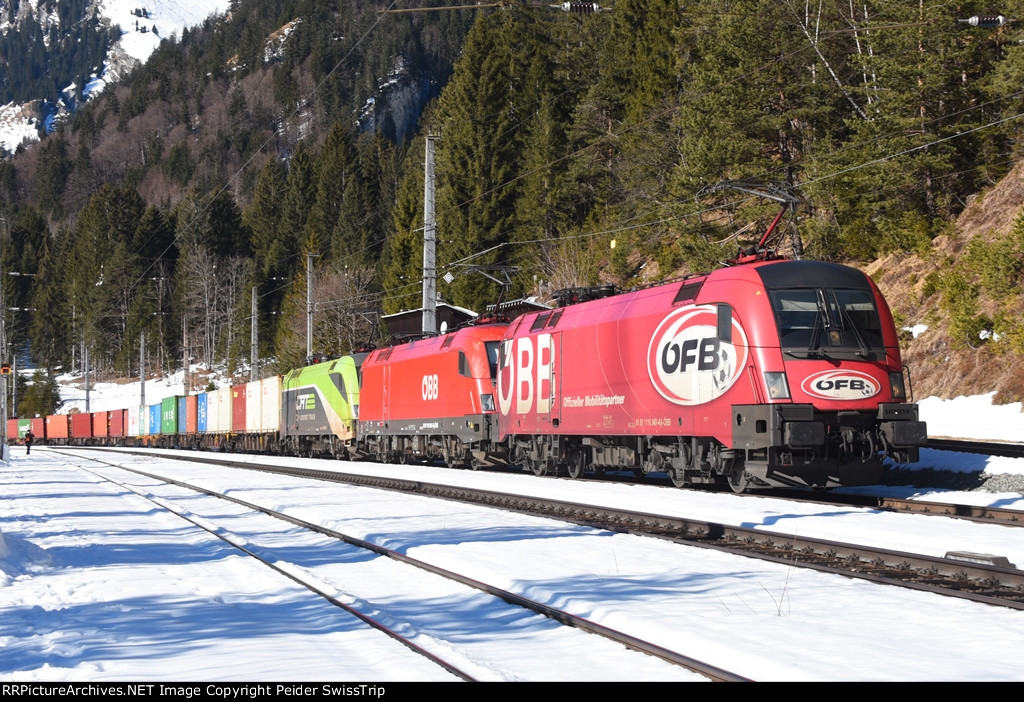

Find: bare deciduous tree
<box><xmin>179</xmin><ymin>244</ymin><xmax>249</xmax><ymax>369</ymax></box>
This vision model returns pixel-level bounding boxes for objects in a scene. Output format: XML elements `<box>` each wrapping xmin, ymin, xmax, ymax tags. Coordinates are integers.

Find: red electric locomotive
<box><xmin>359</xmin><ymin>321</ymin><xmax>508</xmax><ymax>467</ymax></box>
<box><xmin>496</xmin><ymin>259</ymin><xmax>926</xmax><ymax>491</ymax></box>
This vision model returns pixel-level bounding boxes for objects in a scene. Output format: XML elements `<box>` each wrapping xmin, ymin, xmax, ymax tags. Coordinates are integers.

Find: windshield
<box><xmin>769</xmin><ymin>288</ymin><xmax>884</xmax><ymax>358</ymax></box>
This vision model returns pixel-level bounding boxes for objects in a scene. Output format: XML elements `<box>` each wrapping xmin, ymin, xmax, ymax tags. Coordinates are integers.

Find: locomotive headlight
<box><xmin>763</xmin><ymin>372</ymin><xmax>791</xmax><ymax>400</ymax></box>
<box><xmin>889</xmin><ymin>372</ymin><xmax>907</xmax><ymax>401</ymax></box>
<box><xmin>481</xmin><ymin>393</ymin><xmax>495</xmax><ymax>412</ymax></box>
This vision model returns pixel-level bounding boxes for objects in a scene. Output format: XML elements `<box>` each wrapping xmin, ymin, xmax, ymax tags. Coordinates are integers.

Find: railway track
<box><xmin>54</xmin><ymin>449</ymin><xmax>746</xmax><ymax>682</ymax></box>
<box><xmin>925</xmin><ymin>438</ymin><xmax>1024</xmax><ymax>458</ymax></box>
<box><xmin>70</xmin><ymin>447</ymin><xmax>1024</xmax><ymax>611</ymax></box>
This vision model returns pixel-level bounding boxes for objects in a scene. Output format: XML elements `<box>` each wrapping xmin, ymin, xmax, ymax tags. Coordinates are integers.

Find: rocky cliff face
<box><xmin>357</xmin><ymin>58</ymin><xmax>437</xmax><ymax>143</ymax></box>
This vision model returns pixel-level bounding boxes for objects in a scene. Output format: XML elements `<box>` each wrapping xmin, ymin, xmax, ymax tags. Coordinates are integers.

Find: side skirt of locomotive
<box><xmin>504</xmin><ymin>433</ymin><xmax>732</xmax><ymax>486</ymax></box>
<box><xmin>358</xmin><ymin>415</ymin><xmax>506</xmax><ymax>469</ymax></box>
<box><xmin>504</xmin><ymin>402</ymin><xmax>927</xmax><ymax>492</ymax></box>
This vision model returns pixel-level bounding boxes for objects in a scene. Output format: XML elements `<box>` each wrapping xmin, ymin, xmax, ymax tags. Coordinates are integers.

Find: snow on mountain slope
<box><xmin>0</xmin><ymin>0</ymin><xmax>231</xmax><ymax>153</ymax></box>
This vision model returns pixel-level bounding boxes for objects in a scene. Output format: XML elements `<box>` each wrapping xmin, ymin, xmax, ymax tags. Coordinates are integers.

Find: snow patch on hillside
<box><xmin>0</xmin><ymin>0</ymin><xmax>231</xmax><ymax>153</ymax></box>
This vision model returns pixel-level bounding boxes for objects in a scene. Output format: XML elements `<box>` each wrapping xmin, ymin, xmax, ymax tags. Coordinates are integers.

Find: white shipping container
<box><xmin>260</xmin><ymin>376</ymin><xmax>282</xmax><ymax>432</ymax></box>
<box><xmin>212</xmin><ymin>386</ymin><xmax>233</xmax><ymax>432</ymax></box>
<box><xmin>127</xmin><ymin>406</ymin><xmax>141</xmax><ymax>437</ymax></box>
<box><xmin>245</xmin><ymin>380</ymin><xmax>261</xmax><ymax>433</ymax></box>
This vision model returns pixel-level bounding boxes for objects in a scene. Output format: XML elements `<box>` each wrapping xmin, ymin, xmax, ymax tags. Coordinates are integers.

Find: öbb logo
<box><xmin>801</xmin><ymin>370</ymin><xmax>879</xmax><ymax>400</ymax></box>
<box><xmin>646</xmin><ymin>306</ymin><xmax>748</xmax><ymax>406</ymax></box>
<box><xmin>498</xmin><ymin>333</ymin><xmax>555</xmax><ymax>416</ymax></box>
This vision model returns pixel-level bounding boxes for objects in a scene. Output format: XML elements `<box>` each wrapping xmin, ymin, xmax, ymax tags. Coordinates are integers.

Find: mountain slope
<box><xmin>0</xmin><ymin>0</ymin><xmax>230</xmax><ymax>154</ymax></box>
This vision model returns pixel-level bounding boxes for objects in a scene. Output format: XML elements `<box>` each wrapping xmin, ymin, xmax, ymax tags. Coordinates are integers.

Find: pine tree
<box><xmin>28</xmin><ymin>227</ymin><xmax>67</xmax><ymax>369</ymax></box>
<box><xmin>381</xmin><ymin>137</ymin><xmax>427</xmax><ymax>316</ymax></box>
<box><xmin>307</xmin><ymin>122</ymin><xmax>359</xmax><ymax>264</ymax></box>
<box><xmin>432</xmin><ymin>9</ymin><xmax>529</xmax><ymax>309</ymax></box>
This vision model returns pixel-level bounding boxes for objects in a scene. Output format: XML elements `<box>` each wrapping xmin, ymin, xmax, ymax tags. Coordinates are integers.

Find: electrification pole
<box><xmin>423</xmin><ymin>133</ymin><xmax>437</xmax><ymax>335</ymax></box>
<box><xmin>306</xmin><ymin>253</ymin><xmax>315</xmax><ymax>361</ymax></box>
<box><xmin>140</xmin><ymin>331</ymin><xmax>146</xmax><ymax>408</ymax></box>
<box><xmin>251</xmin><ymin>285</ymin><xmax>258</xmax><ymax>381</ymax></box>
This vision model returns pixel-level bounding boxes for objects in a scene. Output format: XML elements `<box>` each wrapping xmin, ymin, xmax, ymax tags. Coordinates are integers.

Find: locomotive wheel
<box><xmin>566</xmin><ymin>452</ymin><xmax>586</xmax><ymax>479</ymax></box>
<box><xmin>669</xmin><ymin>467</ymin><xmax>690</xmax><ymax>488</ymax></box>
<box><xmin>727</xmin><ymin>467</ymin><xmax>750</xmax><ymax>493</ymax></box>
<box><xmin>529</xmin><ymin>459</ymin><xmax>548</xmax><ymax>476</ymax></box>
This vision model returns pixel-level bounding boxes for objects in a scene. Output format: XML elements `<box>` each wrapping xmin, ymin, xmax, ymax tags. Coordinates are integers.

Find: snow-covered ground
<box><xmin>2</xmin><ymin>445</ymin><xmax>1024</xmax><ymax>682</ymax></box>
<box><xmin>100</xmin><ymin>0</ymin><xmax>231</xmax><ymax>65</ymax></box>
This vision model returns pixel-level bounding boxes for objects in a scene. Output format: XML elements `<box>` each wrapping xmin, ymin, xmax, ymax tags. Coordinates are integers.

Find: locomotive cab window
<box><xmin>485</xmin><ymin>341</ymin><xmax>500</xmax><ymax>379</ymax></box>
<box><xmin>770</xmin><ymin>288</ymin><xmax>884</xmax><ymax>358</ymax></box>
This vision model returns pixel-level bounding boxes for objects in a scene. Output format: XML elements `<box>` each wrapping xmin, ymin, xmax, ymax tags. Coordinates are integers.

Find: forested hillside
<box><xmin>0</xmin><ymin>0</ymin><xmax>120</xmax><ymax>106</ymax></box>
<box><xmin>3</xmin><ymin>0</ymin><xmax>1024</xmax><ymax>405</ymax></box>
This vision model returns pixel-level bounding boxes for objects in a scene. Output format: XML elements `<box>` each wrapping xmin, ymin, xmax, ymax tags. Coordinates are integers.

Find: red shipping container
<box><xmin>232</xmin><ymin>385</ymin><xmax>246</xmax><ymax>433</ymax></box>
<box><xmin>11</xmin><ymin>418</ymin><xmax>45</xmax><ymax>441</ymax></box>
<box><xmin>186</xmin><ymin>394</ymin><xmax>198</xmax><ymax>433</ymax></box>
<box><xmin>93</xmin><ymin>411</ymin><xmax>109</xmax><ymax>438</ymax></box>
<box><xmin>109</xmin><ymin>409</ymin><xmax>125</xmax><ymax>437</ymax></box>
<box><xmin>71</xmin><ymin>412</ymin><xmax>93</xmax><ymax>439</ymax></box>
<box><xmin>45</xmin><ymin>414</ymin><xmax>70</xmax><ymax>440</ymax></box>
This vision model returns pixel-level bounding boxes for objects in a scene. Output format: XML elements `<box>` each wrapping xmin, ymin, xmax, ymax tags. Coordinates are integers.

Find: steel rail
<box><xmin>55</xmin><ymin>448</ymin><xmax>749</xmax><ymax>682</ymax></box>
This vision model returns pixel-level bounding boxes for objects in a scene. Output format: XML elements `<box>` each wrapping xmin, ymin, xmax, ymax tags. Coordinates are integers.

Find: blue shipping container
<box><xmin>177</xmin><ymin>396</ymin><xmax>188</xmax><ymax>433</ymax></box>
<box><xmin>148</xmin><ymin>403</ymin><xmax>161</xmax><ymax>435</ymax></box>
<box><xmin>198</xmin><ymin>393</ymin><xmax>208</xmax><ymax>433</ymax></box>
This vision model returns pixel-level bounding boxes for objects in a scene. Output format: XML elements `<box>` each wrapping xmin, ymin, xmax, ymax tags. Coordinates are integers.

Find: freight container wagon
<box><xmin>70</xmin><ymin>413</ymin><xmax>93</xmax><ymax>443</ymax></box>
<box><xmin>110</xmin><ymin>409</ymin><xmax>126</xmax><ymax>441</ymax></box>
<box><xmin>93</xmin><ymin>411</ymin><xmax>109</xmax><ymax>440</ymax></box>
<box><xmin>197</xmin><ymin>393</ymin><xmax>209</xmax><ymax>433</ymax></box>
<box><xmin>259</xmin><ymin>376</ymin><xmax>282</xmax><ymax>433</ymax></box>
<box><xmin>7</xmin><ymin>418</ymin><xmax>43</xmax><ymax>442</ymax></box>
<box><xmin>46</xmin><ymin>414</ymin><xmax>71</xmax><ymax>444</ymax></box>
<box><xmin>211</xmin><ymin>387</ymin><xmax>233</xmax><ymax>434</ymax></box>
<box><xmin>147</xmin><ymin>402</ymin><xmax>161</xmax><ymax>442</ymax></box>
<box><xmin>177</xmin><ymin>396</ymin><xmax>188</xmax><ymax>434</ymax></box>
<box><xmin>231</xmin><ymin>384</ymin><xmax>246</xmax><ymax>434</ymax></box>
<box><xmin>127</xmin><ymin>406</ymin><xmax>142</xmax><ymax>440</ymax></box>
<box><xmin>161</xmin><ymin>397</ymin><xmax>177</xmax><ymax>437</ymax></box>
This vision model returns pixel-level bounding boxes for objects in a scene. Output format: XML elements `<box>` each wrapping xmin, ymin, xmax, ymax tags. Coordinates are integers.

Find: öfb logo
<box><xmin>801</xmin><ymin>370</ymin><xmax>879</xmax><ymax>400</ymax></box>
<box><xmin>647</xmin><ymin>306</ymin><xmax>748</xmax><ymax>406</ymax></box>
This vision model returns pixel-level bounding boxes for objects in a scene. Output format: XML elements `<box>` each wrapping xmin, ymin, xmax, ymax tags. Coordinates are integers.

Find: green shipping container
<box><xmin>161</xmin><ymin>397</ymin><xmax>178</xmax><ymax>435</ymax></box>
